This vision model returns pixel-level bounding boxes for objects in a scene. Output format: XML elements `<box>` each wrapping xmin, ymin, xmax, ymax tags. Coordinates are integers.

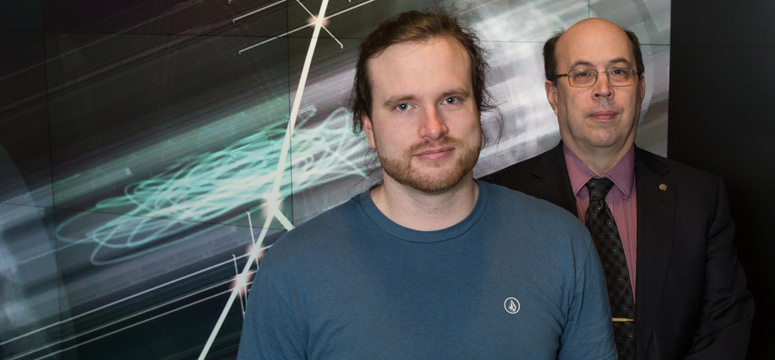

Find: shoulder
<box><xmin>262</xmin><ymin>194</ymin><xmax>368</xmax><ymax>262</ymax></box>
<box><xmin>480</xmin><ymin>182</ymin><xmax>589</xmax><ymax>241</ymax></box>
<box><xmin>482</xmin><ymin>152</ymin><xmax>542</xmax><ymax>179</ymax></box>
<box><xmin>480</xmin><ymin>183</ymin><xmax>597</xmax><ymax>282</ymax></box>
<box><xmin>480</xmin><ymin>146</ymin><xmax>560</xmax><ymax>184</ymax></box>
<box><xmin>635</xmin><ymin>147</ymin><xmax>725</xmax><ymax>189</ymax></box>
<box><xmin>484</xmin><ymin>181</ymin><xmax>569</xmax><ymax>215</ymax></box>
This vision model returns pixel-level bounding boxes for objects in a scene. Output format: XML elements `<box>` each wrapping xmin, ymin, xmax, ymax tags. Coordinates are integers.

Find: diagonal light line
<box><xmin>327</xmin><ymin>0</ymin><xmax>377</xmax><ymax>19</ymax></box>
<box><xmin>247</xmin><ymin>212</ymin><xmax>260</xmax><ymax>269</ymax></box>
<box><xmin>198</xmin><ymin>1</ymin><xmax>331</xmax><ymax>359</ymax></box>
<box><xmin>14</xmin><ymin>289</ymin><xmax>233</xmax><ymax>360</ymax></box>
<box><xmin>232</xmin><ymin>254</ymin><xmax>247</xmax><ymax>315</ymax></box>
<box><xmin>19</xmin><ymin>237</ymin><xmax>90</xmax><ymax>266</ymax></box>
<box><xmin>8</xmin><ymin>0</ymin><xmax>356</xmax><ymax>356</ymax></box>
<box><xmin>27</xmin><ymin>210</ymin><xmax>249</xmax><ymax>266</ymax></box>
<box><xmin>0</xmin><ymin>253</ymin><xmax>251</xmax><ymax>348</ymax></box>
<box><xmin>232</xmin><ymin>0</ymin><xmax>286</xmax><ymax>23</ymax></box>
<box><xmin>460</xmin><ymin>0</ymin><xmax>502</xmax><ymax>15</ymax></box>
<box><xmin>295</xmin><ymin>0</ymin><xmax>343</xmax><ymax>49</ymax></box>
<box><xmin>238</xmin><ymin>0</ymin><xmax>376</xmax><ymax>54</ymax></box>
<box><xmin>239</xmin><ymin>26</ymin><xmax>306</xmax><ymax>54</ymax></box>
<box><xmin>271</xmin><ymin>205</ymin><xmax>295</xmax><ymax>230</ymax></box>
<box><xmin>6</xmin><ymin>276</ymin><xmax>250</xmax><ymax>360</ymax></box>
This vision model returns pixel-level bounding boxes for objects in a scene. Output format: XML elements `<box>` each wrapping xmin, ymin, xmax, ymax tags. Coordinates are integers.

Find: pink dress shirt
<box><xmin>563</xmin><ymin>144</ymin><xmax>638</xmax><ymax>298</ymax></box>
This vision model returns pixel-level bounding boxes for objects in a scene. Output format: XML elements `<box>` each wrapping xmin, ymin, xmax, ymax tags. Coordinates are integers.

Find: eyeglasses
<box><xmin>554</xmin><ymin>68</ymin><xmax>641</xmax><ymax>88</ymax></box>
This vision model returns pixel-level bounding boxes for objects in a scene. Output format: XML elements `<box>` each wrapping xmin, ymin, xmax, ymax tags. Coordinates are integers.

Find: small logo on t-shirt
<box><xmin>504</xmin><ymin>297</ymin><xmax>521</xmax><ymax>314</ymax></box>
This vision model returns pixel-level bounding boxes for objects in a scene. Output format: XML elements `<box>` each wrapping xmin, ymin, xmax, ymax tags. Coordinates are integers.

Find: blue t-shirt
<box><xmin>237</xmin><ymin>182</ymin><xmax>616</xmax><ymax>359</ymax></box>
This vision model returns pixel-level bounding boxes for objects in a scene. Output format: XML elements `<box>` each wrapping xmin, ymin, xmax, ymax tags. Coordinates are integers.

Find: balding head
<box><xmin>543</xmin><ymin>18</ymin><xmax>644</xmax><ymax>83</ymax></box>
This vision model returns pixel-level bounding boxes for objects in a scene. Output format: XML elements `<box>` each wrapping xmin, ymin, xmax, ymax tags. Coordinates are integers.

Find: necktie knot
<box><xmin>587</xmin><ymin>177</ymin><xmax>614</xmax><ymax>201</ymax></box>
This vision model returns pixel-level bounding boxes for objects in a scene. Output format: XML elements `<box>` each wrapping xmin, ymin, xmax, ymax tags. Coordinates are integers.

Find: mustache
<box><xmin>407</xmin><ymin>136</ymin><xmax>465</xmax><ymax>154</ymax></box>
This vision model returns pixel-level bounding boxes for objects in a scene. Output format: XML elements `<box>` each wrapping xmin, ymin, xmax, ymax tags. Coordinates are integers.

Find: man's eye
<box><xmin>396</xmin><ymin>103</ymin><xmax>410</xmax><ymax>111</ymax></box>
<box><xmin>610</xmin><ymin>69</ymin><xmax>625</xmax><ymax>75</ymax></box>
<box><xmin>575</xmin><ymin>71</ymin><xmax>593</xmax><ymax>78</ymax></box>
<box><xmin>444</xmin><ymin>97</ymin><xmax>458</xmax><ymax>105</ymax></box>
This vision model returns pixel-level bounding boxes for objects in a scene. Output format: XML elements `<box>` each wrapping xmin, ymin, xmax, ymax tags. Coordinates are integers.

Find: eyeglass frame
<box><xmin>552</xmin><ymin>68</ymin><xmax>643</xmax><ymax>88</ymax></box>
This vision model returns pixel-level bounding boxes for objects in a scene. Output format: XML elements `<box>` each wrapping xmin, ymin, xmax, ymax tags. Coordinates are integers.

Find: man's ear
<box><xmin>363</xmin><ymin>114</ymin><xmax>377</xmax><ymax>149</ymax></box>
<box><xmin>637</xmin><ymin>74</ymin><xmax>646</xmax><ymax>104</ymax></box>
<box><xmin>545</xmin><ymin>80</ymin><xmax>559</xmax><ymax>116</ymax></box>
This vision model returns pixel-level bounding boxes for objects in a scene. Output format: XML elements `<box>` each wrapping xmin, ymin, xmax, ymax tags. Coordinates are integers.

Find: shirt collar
<box><xmin>563</xmin><ymin>143</ymin><xmax>636</xmax><ymax>198</ymax></box>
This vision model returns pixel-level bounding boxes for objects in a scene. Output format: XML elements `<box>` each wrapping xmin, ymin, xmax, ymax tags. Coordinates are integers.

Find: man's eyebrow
<box><xmin>568</xmin><ymin>60</ymin><xmax>595</xmax><ymax>69</ymax></box>
<box><xmin>381</xmin><ymin>95</ymin><xmax>416</xmax><ymax>109</ymax></box>
<box><xmin>607</xmin><ymin>58</ymin><xmax>633</xmax><ymax>67</ymax></box>
<box><xmin>440</xmin><ymin>88</ymin><xmax>471</xmax><ymax>99</ymax></box>
<box><xmin>568</xmin><ymin>58</ymin><xmax>633</xmax><ymax>69</ymax></box>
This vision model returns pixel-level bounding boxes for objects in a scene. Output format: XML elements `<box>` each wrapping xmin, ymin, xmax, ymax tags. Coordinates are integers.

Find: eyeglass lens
<box><xmin>570</xmin><ymin>69</ymin><xmax>635</xmax><ymax>87</ymax></box>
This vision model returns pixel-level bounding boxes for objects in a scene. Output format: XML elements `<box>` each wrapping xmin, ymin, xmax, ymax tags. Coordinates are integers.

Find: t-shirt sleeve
<box><xmin>557</xmin><ymin>232</ymin><xmax>618</xmax><ymax>360</ymax></box>
<box><xmin>236</xmin><ymin>261</ymin><xmax>307</xmax><ymax>360</ymax></box>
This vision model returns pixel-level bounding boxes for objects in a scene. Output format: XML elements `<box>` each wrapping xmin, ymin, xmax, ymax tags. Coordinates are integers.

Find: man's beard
<box><xmin>377</xmin><ymin>136</ymin><xmax>481</xmax><ymax>194</ymax></box>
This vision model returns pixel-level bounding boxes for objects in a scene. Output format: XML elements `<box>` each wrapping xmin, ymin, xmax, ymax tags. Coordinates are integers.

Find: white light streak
<box><xmin>12</xmin><ymin>289</ymin><xmax>234</xmax><ymax>360</ymax></box>
<box><xmin>460</xmin><ymin>0</ymin><xmax>503</xmax><ymax>15</ymax></box>
<box><xmin>238</xmin><ymin>0</ymin><xmax>376</xmax><ymax>54</ymax></box>
<box><xmin>295</xmin><ymin>0</ymin><xmax>343</xmax><ymax>49</ymax></box>
<box><xmin>247</xmin><ymin>212</ymin><xmax>260</xmax><ymax>269</ymax></box>
<box><xmin>327</xmin><ymin>0</ymin><xmax>377</xmax><ymax>18</ymax></box>
<box><xmin>198</xmin><ymin>1</ymin><xmax>331</xmax><ymax>358</ymax></box>
<box><xmin>270</xmin><ymin>204</ymin><xmax>295</xmax><ymax>230</ymax></box>
<box><xmin>7</xmin><ymin>268</ymin><xmax>258</xmax><ymax>360</ymax></box>
<box><xmin>232</xmin><ymin>0</ymin><xmax>286</xmax><ymax>23</ymax></box>
<box><xmin>0</xmin><ymin>254</ymin><xmax>250</xmax><ymax>350</ymax></box>
<box><xmin>264</xmin><ymin>195</ymin><xmax>295</xmax><ymax>230</ymax></box>
<box><xmin>232</xmin><ymin>254</ymin><xmax>247</xmax><ymax>316</ymax></box>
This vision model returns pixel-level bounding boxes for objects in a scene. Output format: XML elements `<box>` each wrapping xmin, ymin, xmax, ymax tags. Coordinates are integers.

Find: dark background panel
<box><xmin>671</xmin><ymin>1</ymin><xmax>775</xmax><ymax>47</ymax></box>
<box><xmin>0</xmin><ymin>32</ymin><xmax>53</xmax><ymax>207</ymax></box>
<box><xmin>669</xmin><ymin>1</ymin><xmax>775</xmax><ymax>358</ymax></box>
<box><xmin>41</xmin><ymin>0</ymin><xmax>288</xmax><ymax>37</ymax></box>
<box><xmin>0</xmin><ymin>0</ymin><xmax>43</xmax><ymax>32</ymax></box>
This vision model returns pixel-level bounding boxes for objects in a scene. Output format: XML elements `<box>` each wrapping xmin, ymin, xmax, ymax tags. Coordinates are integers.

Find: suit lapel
<box><xmin>633</xmin><ymin>148</ymin><xmax>676</xmax><ymax>360</ymax></box>
<box><xmin>529</xmin><ymin>144</ymin><xmax>579</xmax><ymax>216</ymax></box>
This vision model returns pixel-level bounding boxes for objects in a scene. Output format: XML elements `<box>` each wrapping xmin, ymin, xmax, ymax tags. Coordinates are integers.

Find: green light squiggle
<box><xmin>57</xmin><ymin>107</ymin><xmax>373</xmax><ymax>265</ymax></box>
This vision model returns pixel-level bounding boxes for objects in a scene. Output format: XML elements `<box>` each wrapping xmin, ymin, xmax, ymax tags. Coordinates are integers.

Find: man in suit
<box><xmin>482</xmin><ymin>18</ymin><xmax>754</xmax><ymax>360</ymax></box>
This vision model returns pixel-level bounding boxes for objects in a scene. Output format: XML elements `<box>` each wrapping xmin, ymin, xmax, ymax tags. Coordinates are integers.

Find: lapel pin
<box><xmin>659</xmin><ymin>184</ymin><xmax>668</xmax><ymax>191</ymax></box>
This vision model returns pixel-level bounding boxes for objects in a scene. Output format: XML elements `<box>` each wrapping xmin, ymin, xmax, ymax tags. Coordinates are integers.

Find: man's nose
<box><xmin>593</xmin><ymin>71</ymin><xmax>613</xmax><ymax>98</ymax></box>
<box><xmin>419</xmin><ymin>107</ymin><xmax>449</xmax><ymax>140</ymax></box>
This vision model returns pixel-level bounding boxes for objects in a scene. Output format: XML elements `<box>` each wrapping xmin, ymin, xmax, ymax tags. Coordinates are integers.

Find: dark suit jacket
<box><xmin>481</xmin><ymin>143</ymin><xmax>754</xmax><ymax>360</ymax></box>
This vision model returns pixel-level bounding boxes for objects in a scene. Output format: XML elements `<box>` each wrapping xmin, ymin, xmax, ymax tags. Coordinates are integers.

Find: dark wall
<box><xmin>669</xmin><ymin>1</ymin><xmax>775</xmax><ymax>358</ymax></box>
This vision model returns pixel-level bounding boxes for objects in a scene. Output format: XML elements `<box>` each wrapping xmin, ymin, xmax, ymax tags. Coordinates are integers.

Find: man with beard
<box><xmin>237</xmin><ymin>10</ymin><xmax>615</xmax><ymax>359</ymax></box>
<box><xmin>482</xmin><ymin>18</ymin><xmax>754</xmax><ymax>360</ymax></box>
